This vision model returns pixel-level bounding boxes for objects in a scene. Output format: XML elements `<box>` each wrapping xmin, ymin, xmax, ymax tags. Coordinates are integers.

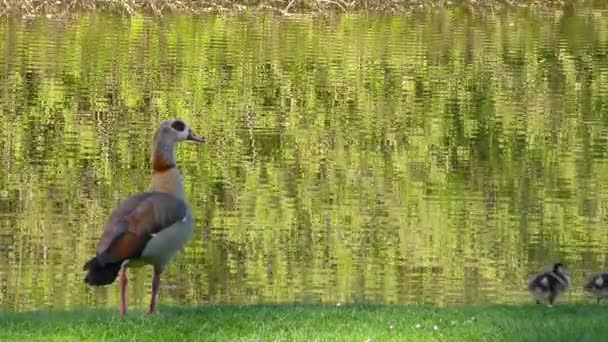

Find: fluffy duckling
<box><xmin>584</xmin><ymin>273</ymin><xmax>608</xmax><ymax>304</ymax></box>
<box><xmin>528</xmin><ymin>262</ymin><xmax>570</xmax><ymax>307</ymax></box>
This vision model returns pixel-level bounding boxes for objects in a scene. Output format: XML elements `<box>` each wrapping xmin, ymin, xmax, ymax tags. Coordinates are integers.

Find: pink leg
<box><xmin>148</xmin><ymin>271</ymin><xmax>161</xmax><ymax>314</ymax></box>
<box><xmin>119</xmin><ymin>270</ymin><xmax>127</xmax><ymax>316</ymax></box>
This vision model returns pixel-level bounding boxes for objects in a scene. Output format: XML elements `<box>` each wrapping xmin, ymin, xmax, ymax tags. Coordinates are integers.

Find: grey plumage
<box><xmin>528</xmin><ymin>263</ymin><xmax>570</xmax><ymax>306</ymax></box>
<box><xmin>584</xmin><ymin>273</ymin><xmax>608</xmax><ymax>304</ymax></box>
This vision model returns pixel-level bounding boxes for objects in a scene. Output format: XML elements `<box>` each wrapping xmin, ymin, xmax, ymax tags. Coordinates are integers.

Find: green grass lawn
<box><xmin>1</xmin><ymin>304</ymin><xmax>606</xmax><ymax>341</ymax></box>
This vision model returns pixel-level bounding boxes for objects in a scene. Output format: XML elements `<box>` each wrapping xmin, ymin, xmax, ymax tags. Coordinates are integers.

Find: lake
<box><xmin>1</xmin><ymin>7</ymin><xmax>608</xmax><ymax>311</ymax></box>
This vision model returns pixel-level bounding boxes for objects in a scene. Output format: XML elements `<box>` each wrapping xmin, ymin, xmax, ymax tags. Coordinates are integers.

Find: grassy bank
<box><xmin>1</xmin><ymin>304</ymin><xmax>607</xmax><ymax>341</ymax></box>
<box><xmin>1</xmin><ymin>0</ymin><xmax>604</xmax><ymax>17</ymax></box>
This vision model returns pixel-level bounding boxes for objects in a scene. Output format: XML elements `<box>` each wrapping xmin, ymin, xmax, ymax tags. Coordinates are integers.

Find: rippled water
<box><xmin>1</xmin><ymin>9</ymin><xmax>608</xmax><ymax>311</ymax></box>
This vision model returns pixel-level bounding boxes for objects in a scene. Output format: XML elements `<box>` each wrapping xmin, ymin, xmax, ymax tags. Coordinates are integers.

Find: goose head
<box><xmin>553</xmin><ymin>263</ymin><xmax>565</xmax><ymax>274</ymax></box>
<box><xmin>150</xmin><ymin>119</ymin><xmax>204</xmax><ymax>174</ymax></box>
<box><xmin>154</xmin><ymin>119</ymin><xmax>204</xmax><ymax>144</ymax></box>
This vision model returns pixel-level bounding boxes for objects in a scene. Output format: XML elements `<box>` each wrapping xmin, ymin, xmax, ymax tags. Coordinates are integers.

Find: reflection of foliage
<box><xmin>0</xmin><ymin>10</ymin><xmax>607</xmax><ymax>310</ymax></box>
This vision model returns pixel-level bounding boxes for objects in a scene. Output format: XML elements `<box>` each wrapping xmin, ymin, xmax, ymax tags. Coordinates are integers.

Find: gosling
<box><xmin>584</xmin><ymin>273</ymin><xmax>608</xmax><ymax>304</ymax></box>
<box><xmin>528</xmin><ymin>262</ymin><xmax>570</xmax><ymax>307</ymax></box>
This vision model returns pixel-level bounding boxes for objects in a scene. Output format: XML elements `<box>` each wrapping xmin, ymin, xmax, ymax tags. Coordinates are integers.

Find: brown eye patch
<box><xmin>171</xmin><ymin>120</ymin><xmax>186</xmax><ymax>132</ymax></box>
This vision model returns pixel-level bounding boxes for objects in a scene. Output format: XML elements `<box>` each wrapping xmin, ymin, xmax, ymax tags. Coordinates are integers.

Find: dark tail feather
<box><xmin>83</xmin><ymin>257</ymin><xmax>121</xmax><ymax>286</ymax></box>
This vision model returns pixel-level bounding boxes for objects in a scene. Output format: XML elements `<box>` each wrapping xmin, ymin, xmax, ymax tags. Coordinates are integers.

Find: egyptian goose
<box><xmin>528</xmin><ymin>262</ymin><xmax>571</xmax><ymax>307</ymax></box>
<box><xmin>584</xmin><ymin>272</ymin><xmax>608</xmax><ymax>304</ymax></box>
<box><xmin>83</xmin><ymin>119</ymin><xmax>204</xmax><ymax>315</ymax></box>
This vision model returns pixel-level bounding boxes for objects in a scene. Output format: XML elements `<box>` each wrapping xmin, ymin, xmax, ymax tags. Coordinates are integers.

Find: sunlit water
<box><xmin>1</xmin><ymin>8</ymin><xmax>608</xmax><ymax>311</ymax></box>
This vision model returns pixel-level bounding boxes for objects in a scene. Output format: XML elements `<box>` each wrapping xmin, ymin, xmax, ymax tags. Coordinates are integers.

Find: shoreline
<box><xmin>1</xmin><ymin>1</ymin><xmax>605</xmax><ymax>18</ymax></box>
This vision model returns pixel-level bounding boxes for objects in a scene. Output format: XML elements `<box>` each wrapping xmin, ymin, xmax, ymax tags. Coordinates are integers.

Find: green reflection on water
<box><xmin>0</xmin><ymin>8</ymin><xmax>608</xmax><ymax>311</ymax></box>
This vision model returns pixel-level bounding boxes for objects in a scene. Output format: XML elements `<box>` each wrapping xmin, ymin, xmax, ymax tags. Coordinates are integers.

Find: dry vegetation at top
<box><xmin>0</xmin><ymin>0</ymin><xmax>599</xmax><ymax>17</ymax></box>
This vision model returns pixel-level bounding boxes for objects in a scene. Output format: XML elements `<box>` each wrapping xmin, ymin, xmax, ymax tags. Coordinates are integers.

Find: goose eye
<box><xmin>171</xmin><ymin>120</ymin><xmax>186</xmax><ymax>132</ymax></box>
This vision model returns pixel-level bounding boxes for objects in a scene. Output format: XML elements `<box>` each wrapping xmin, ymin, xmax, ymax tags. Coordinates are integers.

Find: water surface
<box><xmin>1</xmin><ymin>9</ymin><xmax>608</xmax><ymax>311</ymax></box>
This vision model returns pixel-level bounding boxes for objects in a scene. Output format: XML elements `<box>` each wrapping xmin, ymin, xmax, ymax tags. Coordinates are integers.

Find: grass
<box><xmin>0</xmin><ymin>0</ymin><xmax>603</xmax><ymax>17</ymax></box>
<box><xmin>1</xmin><ymin>304</ymin><xmax>607</xmax><ymax>341</ymax></box>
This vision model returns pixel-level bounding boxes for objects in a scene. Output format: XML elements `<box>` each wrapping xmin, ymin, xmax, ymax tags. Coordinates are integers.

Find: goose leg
<box><xmin>119</xmin><ymin>270</ymin><xmax>128</xmax><ymax>315</ymax></box>
<box><xmin>148</xmin><ymin>270</ymin><xmax>161</xmax><ymax>314</ymax></box>
<box><xmin>548</xmin><ymin>292</ymin><xmax>556</xmax><ymax>307</ymax></box>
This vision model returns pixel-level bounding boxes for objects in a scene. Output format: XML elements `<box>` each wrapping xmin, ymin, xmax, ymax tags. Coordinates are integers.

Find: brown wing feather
<box><xmin>106</xmin><ymin>233</ymin><xmax>147</xmax><ymax>261</ymax></box>
<box><xmin>95</xmin><ymin>191</ymin><xmax>187</xmax><ymax>266</ymax></box>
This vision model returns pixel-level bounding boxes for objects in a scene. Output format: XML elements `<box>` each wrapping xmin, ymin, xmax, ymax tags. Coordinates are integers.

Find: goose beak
<box><xmin>187</xmin><ymin>130</ymin><xmax>205</xmax><ymax>143</ymax></box>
